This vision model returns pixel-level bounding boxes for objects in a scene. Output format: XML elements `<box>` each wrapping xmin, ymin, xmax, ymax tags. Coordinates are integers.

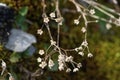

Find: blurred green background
<box><xmin>0</xmin><ymin>0</ymin><xmax>120</xmax><ymax>80</ymax></box>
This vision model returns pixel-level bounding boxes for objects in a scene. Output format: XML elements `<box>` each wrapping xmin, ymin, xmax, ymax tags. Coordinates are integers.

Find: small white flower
<box><xmin>37</xmin><ymin>57</ymin><xmax>42</xmax><ymax>62</ymax></box>
<box><xmin>0</xmin><ymin>3</ymin><xmax>7</xmax><ymax>7</ymax></box>
<box><xmin>39</xmin><ymin>61</ymin><xmax>47</xmax><ymax>69</ymax></box>
<box><xmin>87</xmin><ymin>53</ymin><xmax>93</xmax><ymax>58</ymax></box>
<box><xmin>1</xmin><ymin>60</ymin><xmax>6</xmax><ymax>68</ymax></box>
<box><xmin>48</xmin><ymin>59</ymin><xmax>54</xmax><ymax>69</ymax></box>
<box><xmin>50</xmin><ymin>12</ymin><xmax>55</xmax><ymax>18</ymax></box>
<box><xmin>73</xmin><ymin>68</ymin><xmax>79</xmax><ymax>72</ymax></box>
<box><xmin>1</xmin><ymin>60</ymin><xmax>6</xmax><ymax>75</ymax></box>
<box><xmin>81</xmin><ymin>40</ymin><xmax>88</xmax><ymax>47</ymax></box>
<box><xmin>58</xmin><ymin>54</ymin><xmax>65</xmax><ymax>61</ymax></box>
<box><xmin>75</xmin><ymin>48</ymin><xmax>79</xmax><ymax>52</ymax></box>
<box><xmin>66</xmin><ymin>68</ymin><xmax>71</xmax><ymax>72</ymax></box>
<box><xmin>65</xmin><ymin>56</ymin><xmax>73</xmax><ymax>62</ymax></box>
<box><xmin>78</xmin><ymin>52</ymin><xmax>84</xmax><ymax>56</ymax></box>
<box><xmin>78</xmin><ymin>46</ymin><xmax>83</xmax><ymax>50</ymax></box>
<box><xmin>37</xmin><ymin>29</ymin><xmax>43</xmax><ymax>35</ymax></box>
<box><xmin>81</xmin><ymin>27</ymin><xmax>86</xmax><ymax>33</ymax></box>
<box><xmin>106</xmin><ymin>23</ymin><xmax>112</xmax><ymax>30</ymax></box>
<box><xmin>74</xmin><ymin>19</ymin><xmax>79</xmax><ymax>25</ymax></box>
<box><xmin>75</xmin><ymin>46</ymin><xmax>83</xmax><ymax>52</ymax></box>
<box><xmin>77</xmin><ymin>63</ymin><xmax>82</xmax><ymax>68</ymax></box>
<box><xmin>43</xmin><ymin>17</ymin><xmax>49</xmax><ymax>23</ymax></box>
<box><xmin>55</xmin><ymin>17</ymin><xmax>63</xmax><ymax>23</ymax></box>
<box><xmin>89</xmin><ymin>9</ymin><xmax>95</xmax><ymax>15</ymax></box>
<box><xmin>50</xmin><ymin>40</ymin><xmax>56</xmax><ymax>45</ymax></box>
<box><xmin>39</xmin><ymin>50</ymin><xmax>45</xmax><ymax>55</ymax></box>
<box><xmin>58</xmin><ymin>63</ymin><xmax>64</xmax><ymax>71</ymax></box>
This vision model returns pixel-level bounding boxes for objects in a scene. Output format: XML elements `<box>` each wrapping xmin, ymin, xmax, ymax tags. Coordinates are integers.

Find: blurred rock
<box><xmin>5</xmin><ymin>29</ymin><xmax>36</xmax><ymax>52</ymax></box>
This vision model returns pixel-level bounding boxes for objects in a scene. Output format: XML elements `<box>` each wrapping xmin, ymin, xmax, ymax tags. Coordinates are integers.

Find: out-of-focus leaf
<box><xmin>16</xmin><ymin>15</ymin><xmax>25</xmax><ymax>26</ymax></box>
<box><xmin>15</xmin><ymin>7</ymin><xmax>28</xmax><ymax>31</ymax></box>
<box><xmin>15</xmin><ymin>15</ymin><xmax>28</xmax><ymax>31</ymax></box>
<box><xmin>10</xmin><ymin>52</ymin><xmax>21</xmax><ymax>63</ymax></box>
<box><xmin>19</xmin><ymin>7</ymin><xmax>28</xmax><ymax>16</ymax></box>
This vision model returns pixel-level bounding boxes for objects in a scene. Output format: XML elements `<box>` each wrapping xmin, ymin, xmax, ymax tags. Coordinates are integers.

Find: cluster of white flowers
<box><xmin>39</xmin><ymin>61</ymin><xmax>47</xmax><ymax>69</ymax></box>
<box><xmin>38</xmin><ymin>0</ymin><xmax>101</xmax><ymax>73</ymax></box>
<box><xmin>58</xmin><ymin>54</ymin><xmax>65</xmax><ymax>71</ymax></box>
<box><xmin>65</xmin><ymin>56</ymin><xmax>73</xmax><ymax>62</ymax></box>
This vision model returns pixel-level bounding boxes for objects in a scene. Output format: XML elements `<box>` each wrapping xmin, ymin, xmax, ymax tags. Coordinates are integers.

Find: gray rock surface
<box><xmin>5</xmin><ymin>29</ymin><xmax>36</xmax><ymax>52</ymax></box>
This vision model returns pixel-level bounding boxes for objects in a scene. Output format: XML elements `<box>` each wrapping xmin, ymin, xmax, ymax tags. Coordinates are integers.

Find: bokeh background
<box><xmin>0</xmin><ymin>0</ymin><xmax>120</xmax><ymax>80</ymax></box>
